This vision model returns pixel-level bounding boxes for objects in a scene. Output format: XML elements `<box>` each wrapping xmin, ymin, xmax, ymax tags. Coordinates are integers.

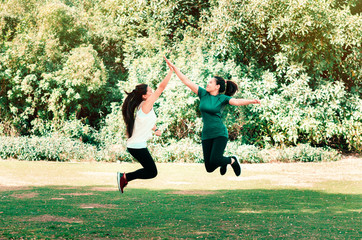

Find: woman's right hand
<box><xmin>154</xmin><ymin>129</ymin><xmax>162</xmax><ymax>136</ymax></box>
<box><xmin>164</xmin><ymin>56</ymin><xmax>175</xmax><ymax>70</ymax></box>
<box><xmin>163</xmin><ymin>56</ymin><xmax>199</xmax><ymax>94</ymax></box>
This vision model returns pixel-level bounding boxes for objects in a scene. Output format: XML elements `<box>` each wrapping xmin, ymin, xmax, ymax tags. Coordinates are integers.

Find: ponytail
<box><xmin>225</xmin><ymin>80</ymin><xmax>238</xmax><ymax>96</ymax></box>
<box><xmin>121</xmin><ymin>84</ymin><xmax>148</xmax><ymax>138</ymax></box>
<box><xmin>214</xmin><ymin>76</ymin><xmax>238</xmax><ymax>96</ymax></box>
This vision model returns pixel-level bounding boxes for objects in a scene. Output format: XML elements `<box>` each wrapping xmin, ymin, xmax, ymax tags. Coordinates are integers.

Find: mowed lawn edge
<box><xmin>0</xmin><ymin>155</ymin><xmax>361</xmax><ymax>194</ymax></box>
<box><xmin>0</xmin><ymin>157</ymin><xmax>361</xmax><ymax>239</ymax></box>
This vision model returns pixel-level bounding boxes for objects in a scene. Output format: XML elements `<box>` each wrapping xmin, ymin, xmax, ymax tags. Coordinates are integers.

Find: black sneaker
<box><xmin>220</xmin><ymin>165</ymin><xmax>227</xmax><ymax>175</ymax></box>
<box><xmin>231</xmin><ymin>156</ymin><xmax>241</xmax><ymax>176</ymax></box>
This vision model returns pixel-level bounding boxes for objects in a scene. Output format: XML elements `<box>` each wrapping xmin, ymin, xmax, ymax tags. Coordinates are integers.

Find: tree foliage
<box><xmin>0</xmin><ymin>0</ymin><xmax>361</xmax><ymax>152</ymax></box>
<box><xmin>202</xmin><ymin>0</ymin><xmax>361</xmax><ymax>88</ymax></box>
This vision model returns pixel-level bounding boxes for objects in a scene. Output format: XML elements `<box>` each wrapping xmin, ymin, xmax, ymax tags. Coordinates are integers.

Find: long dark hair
<box><xmin>214</xmin><ymin>76</ymin><xmax>238</xmax><ymax>96</ymax></box>
<box><xmin>121</xmin><ymin>84</ymin><xmax>148</xmax><ymax>138</ymax></box>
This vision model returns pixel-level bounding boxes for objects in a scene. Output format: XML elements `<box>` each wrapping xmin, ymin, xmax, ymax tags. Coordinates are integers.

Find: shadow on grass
<box><xmin>0</xmin><ymin>187</ymin><xmax>361</xmax><ymax>239</ymax></box>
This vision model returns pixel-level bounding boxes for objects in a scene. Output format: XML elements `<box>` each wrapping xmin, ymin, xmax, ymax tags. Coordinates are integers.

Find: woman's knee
<box><xmin>149</xmin><ymin>167</ymin><xmax>158</xmax><ymax>178</ymax></box>
<box><xmin>206</xmin><ymin>168</ymin><xmax>214</xmax><ymax>173</ymax></box>
<box><xmin>205</xmin><ymin>165</ymin><xmax>216</xmax><ymax>173</ymax></box>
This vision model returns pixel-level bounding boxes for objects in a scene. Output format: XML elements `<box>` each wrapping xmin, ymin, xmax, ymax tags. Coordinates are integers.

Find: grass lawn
<box><xmin>0</xmin><ymin>156</ymin><xmax>361</xmax><ymax>239</ymax></box>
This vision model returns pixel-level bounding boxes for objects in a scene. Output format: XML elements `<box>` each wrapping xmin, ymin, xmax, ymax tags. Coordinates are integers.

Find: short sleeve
<box><xmin>222</xmin><ymin>95</ymin><xmax>232</xmax><ymax>105</ymax></box>
<box><xmin>197</xmin><ymin>86</ymin><xmax>207</xmax><ymax>99</ymax></box>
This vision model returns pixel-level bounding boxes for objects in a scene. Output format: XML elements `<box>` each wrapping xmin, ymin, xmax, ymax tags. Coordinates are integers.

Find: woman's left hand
<box><xmin>164</xmin><ymin>56</ymin><xmax>175</xmax><ymax>70</ymax></box>
<box><xmin>155</xmin><ymin>129</ymin><xmax>162</xmax><ymax>136</ymax></box>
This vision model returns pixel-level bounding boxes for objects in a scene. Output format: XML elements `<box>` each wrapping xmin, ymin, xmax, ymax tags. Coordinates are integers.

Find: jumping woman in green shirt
<box><xmin>165</xmin><ymin>57</ymin><xmax>260</xmax><ymax>176</ymax></box>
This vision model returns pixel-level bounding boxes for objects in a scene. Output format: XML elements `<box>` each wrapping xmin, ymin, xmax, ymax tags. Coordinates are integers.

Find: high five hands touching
<box><xmin>164</xmin><ymin>56</ymin><xmax>174</xmax><ymax>70</ymax></box>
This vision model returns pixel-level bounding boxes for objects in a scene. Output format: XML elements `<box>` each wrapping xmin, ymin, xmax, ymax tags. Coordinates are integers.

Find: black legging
<box><xmin>202</xmin><ymin>136</ymin><xmax>232</xmax><ymax>173</ymax></box>
<box><xmin>126</xmin><ymin>148</ymin><xmax>158</xmax><ymax>182</ymax></box>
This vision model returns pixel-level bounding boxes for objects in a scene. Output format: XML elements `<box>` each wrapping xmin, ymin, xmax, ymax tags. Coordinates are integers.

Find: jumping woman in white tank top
<box><xmin>117</xmin><ymin>57</ymin><xmax>173</xmax><ymax>194</ymax></box>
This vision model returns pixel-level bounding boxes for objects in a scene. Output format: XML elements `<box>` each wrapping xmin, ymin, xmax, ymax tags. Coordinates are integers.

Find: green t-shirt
<box><xmin>198</xmin><ymin>86</ymin><xmax>232</xmax><ymax>140</ymax></box>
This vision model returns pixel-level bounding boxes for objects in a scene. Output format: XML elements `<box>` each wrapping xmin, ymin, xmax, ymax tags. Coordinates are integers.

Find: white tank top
<box><xmin>126</xmin><ymin>105</ymin><xmax>157</xmax><ymax>149</ymax></box>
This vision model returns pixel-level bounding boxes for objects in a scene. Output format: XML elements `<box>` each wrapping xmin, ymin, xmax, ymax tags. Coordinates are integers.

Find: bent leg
<box><xmin>126</xmin><ymin>148</ymin><xmax>158</xmax><ymax>182</ymax></box>
<box><xmin>209</xmin><ymin>137</ymin><xmax>232</xmax><ymax>168</ymax></box>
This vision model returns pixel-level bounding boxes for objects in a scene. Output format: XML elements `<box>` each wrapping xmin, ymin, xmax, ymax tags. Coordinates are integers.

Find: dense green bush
<box><xmin>42</xmin><ymin>44</ymin><xmax>108</xmax><ymax>124</ymax></box>
<box><xmin>0</xmin><ymin>0</ymin><xmax>361</xmax><ymax>159</ymax></box>
<box><xmin>150</xmin><ymin>138</ymin><xmax>204</xmax><ymax>163</ymax></box>
<box><xmin>0</xmin><ymin>135</ymin><xmax>340</xmax><ymax>163</ymax></box>
<box><xmin>0</xmin><ymin>136</ymin><xmax>97</xmax><ymax>161</ymax></box>
<box><xmin>122</xmin><ymin>42</ymin><xmax>361</xmax><ymax>152</ymax></box>
<box><xmin>278</xmin><ymin>144</ymin><xmax>341</xmax><ymax>162</ymax></box>
<box><xmin>202</xmin><ymin>0</ymin><xmax>361</xmax><ymax>88</ymax></box>
<box><xmin>119</xmin><ymin>0</ymin><xmax>361</xmax><ymax>152</ymax></box>
<box><xmin>239</xmin><ymin>65</ymin><xmax>362</xmax><ymax>152</ymax></box>
<box><xmin>0</xmin><ymin>0</ymin><xmax>120</xmax><ymax>134</ymax></box>
<box><xmin>225</xmin><ymin>142</ymin><xmax>341</xmax><ymax>163</ymax></box>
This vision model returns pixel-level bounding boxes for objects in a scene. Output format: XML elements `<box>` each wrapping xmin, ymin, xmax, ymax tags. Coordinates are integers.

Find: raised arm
<box><xmin>164</xmin><ymin>56</ymin><xmax>199</xmax><ymax>94</ymax></box>
<box><xmin>229</xmin><ymin>98</ymin><xmax>261</xmax><ymax>106</ymax></box>
<box><xmin>142</xmin><ymin>68</ymin><xmax>173</xmax><ymax>114</ymax></box>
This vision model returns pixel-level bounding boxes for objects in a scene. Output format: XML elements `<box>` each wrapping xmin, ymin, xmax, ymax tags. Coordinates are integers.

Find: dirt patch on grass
<box><xmin>194</xmin><ymin>231</ymin><xmax>214</xmax><ymax>235</ymax></box>
<box><xmin>11</xmin><ymin>193</ymin><xmax>38</xmax><ymax>199</ymax></box>
<box><xmin>25</xmin><ymin>214</ymin><xmax>82</xmax><ymax>223</ymax></box>
<box><xmin>61</xmin><ymin>193</ymin><xmax>95</xmax><ymax>196</ymax></box>
<box><xmin>91</xmin><ymin>187</ymin><xmax>117</xmax><ymax>192</ymax></box>
<box><xmin>168</xmin><ymin>190</ymin><xmax>215</xmax><ymax>195</ymax></box>
<box><xmin>53</xmin><ymin>187</ymin><xmax>78</xmax><ymax>190</ymax></box>
<box><xmin>238</xmin><ymin>210</ymin><xmax>263</xmax><ymax>214</ymax></box>
<box><xmin>79</xmin><ymin>204</ymin><xmax>117</xmax><ymax>209</ymax></box>
<box><xmin>0</xmin><ymin>186</ymin><xmax>31</xmax><ymax>192</ymax></box>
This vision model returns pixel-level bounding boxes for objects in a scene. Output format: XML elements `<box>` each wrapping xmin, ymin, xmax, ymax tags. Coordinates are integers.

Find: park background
<box><xmin>0</xmin><ymin>0</ymin><xmax>361</xmax><ymax>163</ymax></box>
<box><xmin>1</xmin><ymin>0</ymin><xmax>361</xmax><ymax>239</ymax></box>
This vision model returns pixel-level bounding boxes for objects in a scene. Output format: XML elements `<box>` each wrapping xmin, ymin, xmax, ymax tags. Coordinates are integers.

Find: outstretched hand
<box><xmin>163</xmin><ymin>55</ymin><xmax>198</xmax><ymax>94</ymax></box>
<box><xmin>253</xmin><ymin>99</ymin><xmax>261</xmax><ymax>104</ymax></box>
<box><xmin>163</xmin><ymin>56</ymin><xmax>175</xmax><ymax>70</ymax></box>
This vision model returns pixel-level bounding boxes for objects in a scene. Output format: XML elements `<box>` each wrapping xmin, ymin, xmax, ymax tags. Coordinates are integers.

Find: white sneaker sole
<box><xmin>117</xmin><ymin>172</ymin><xmax>122</xmax><ymax>193</ymax></box>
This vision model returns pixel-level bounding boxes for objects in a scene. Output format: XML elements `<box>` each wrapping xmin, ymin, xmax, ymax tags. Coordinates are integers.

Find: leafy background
<box><xmin>0</xmin><ymin>0</ymin><xmax>361</xmax><ymax>162</ymax></box>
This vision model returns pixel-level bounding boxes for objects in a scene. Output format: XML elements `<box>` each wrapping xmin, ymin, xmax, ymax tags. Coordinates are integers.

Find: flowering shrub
<box><xmin>241</xmin><ymin>66</ymin><xmax>362</xmax><ymax>152</ymax></box>
<box><xmin>0</xmin><ymin>135</ymin><xmax>340</xmax><ymax>163</ymax></box>
<box><xmin>0</xmin><ymin>136</ymin><xmax>97</xmax><ymax>161</ymax></box>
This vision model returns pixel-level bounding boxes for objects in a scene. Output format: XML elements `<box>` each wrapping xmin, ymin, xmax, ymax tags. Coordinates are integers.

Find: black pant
<box><xmin>202</xmin><ymin>136</ymin><xmax>232</xmax><ymax>173</ymax></box>
<box><xmin>126</xmin><ymin>148</ymin><xmax>158</xmax><ymax>182</ymax></box>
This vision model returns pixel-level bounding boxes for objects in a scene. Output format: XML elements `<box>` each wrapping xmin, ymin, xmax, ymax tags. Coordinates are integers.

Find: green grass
<box><xmin>0</xmin><ymin>187</ymin><xmax>361</xmax><ymax>239</ymax></box>
<box><xmin>0</xmin><ymin>158</ymin><xmax>361</xmax><ymax>239</ymax></box>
